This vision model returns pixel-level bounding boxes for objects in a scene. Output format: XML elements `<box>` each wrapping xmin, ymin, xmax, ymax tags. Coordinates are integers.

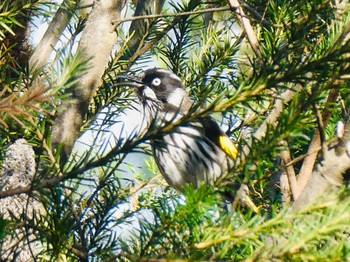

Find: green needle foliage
<box><xmin>0</xmin><ymin>0</ymin><xmax>350</xmax><ymax>261</ymax></box>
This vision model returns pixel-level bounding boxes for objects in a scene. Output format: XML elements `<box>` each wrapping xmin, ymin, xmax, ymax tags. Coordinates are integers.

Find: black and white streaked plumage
<box><xmin>132</xmin><ymin>68</ymin><xmax>238</xmax><ymax>192</ymax></box>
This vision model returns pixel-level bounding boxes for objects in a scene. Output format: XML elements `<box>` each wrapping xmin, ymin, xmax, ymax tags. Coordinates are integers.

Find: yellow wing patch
<box><xmin>218</xmin><ymin>135</ymin><xmax>238</xmax><ymax>160</ymax></box>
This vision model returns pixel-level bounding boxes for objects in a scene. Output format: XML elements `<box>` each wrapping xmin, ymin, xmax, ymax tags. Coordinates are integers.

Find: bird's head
<box><xmin>123</xmin><ymin>68</ymin><xmax>192</xmax><ymax>123</ymax></box>
<box><xmin>138</xmin><ymin>68</ymin><xmax>191</xmax><ymax>112</ymax></box>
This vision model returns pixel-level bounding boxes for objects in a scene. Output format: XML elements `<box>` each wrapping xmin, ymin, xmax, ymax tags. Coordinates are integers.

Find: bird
<box><xmin>126</xmin><ymin>68</ymin><xmax>239</xmax><ymax>191</ymax></box>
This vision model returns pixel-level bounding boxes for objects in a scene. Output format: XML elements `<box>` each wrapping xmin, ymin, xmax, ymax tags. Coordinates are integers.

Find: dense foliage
<box><xmin>0</xmin><ymin>0</ymin><xmax>350</xmax><ymax>260</ymax></box>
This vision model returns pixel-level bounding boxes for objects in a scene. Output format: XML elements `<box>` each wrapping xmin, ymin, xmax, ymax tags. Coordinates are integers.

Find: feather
<box><xmin>218</xmin><ymin>135</ymin><xmax>238</xmax><ymax>160</ymax></box>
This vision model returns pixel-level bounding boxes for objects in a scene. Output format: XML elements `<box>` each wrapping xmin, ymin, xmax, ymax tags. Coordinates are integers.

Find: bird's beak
<box><xmin>115</xmin><ymin>75</ymin><xmax>145</xmax><ymax>89</ymax></box>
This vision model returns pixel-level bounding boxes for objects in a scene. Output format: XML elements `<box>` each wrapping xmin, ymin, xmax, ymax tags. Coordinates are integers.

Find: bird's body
<box><xmin>134</xmin><ymin>68</ymin><xmax>237</xmax><ymax>192</ymax></box>
<box><xmin>152</xmin><ymin>119</ymin><xmax>231</xmax><ymax>191</ymax></box>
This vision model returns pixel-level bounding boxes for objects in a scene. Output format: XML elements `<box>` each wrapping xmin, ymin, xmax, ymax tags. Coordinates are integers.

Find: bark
<box><xmin>52</xmin><ymin>0</ymin><xmax>126</xmax><ymax>159</ymax></box>
<box><xmin>29</xmin><ymin>0</ymin><xmax>76</xmax><ymax>71</ymax></box>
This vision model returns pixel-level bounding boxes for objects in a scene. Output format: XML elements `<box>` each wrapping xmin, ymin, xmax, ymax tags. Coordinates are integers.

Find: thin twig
<box><xmin>228</xmin><ymin>0</ymin><xmax>262</xmax><ymax>61</ymax></box>
<box><xmin>243</xmin><ymin>88</ymin><xmax>299</xmax><ymax>160</ymax></box>
<box><xmin>239</xmin><ymin>1</ymin><xmax>271</xmax><ymax>28</ymax></box>
<box><xmin>112</xmin><ymin>6</ymin><xmax>231</xmax><ymax>25</ymax></box>
<box><xmin>120</xmin><ymin>16</ymin><xmax>182</xmax><ymax>71</ymax></box>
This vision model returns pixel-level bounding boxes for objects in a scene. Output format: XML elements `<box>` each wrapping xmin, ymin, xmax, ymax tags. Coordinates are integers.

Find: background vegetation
<box><xmin>0</xmin><ymin>0</ymin><xmax>350</xmax><ymax>260</ymax></box>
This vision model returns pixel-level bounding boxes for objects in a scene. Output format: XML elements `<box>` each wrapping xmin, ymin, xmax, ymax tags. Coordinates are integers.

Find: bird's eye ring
<box><xmin>152</xmin><ymin>77</ymin><xmax>161</xmax><ymax>86</ymax></box>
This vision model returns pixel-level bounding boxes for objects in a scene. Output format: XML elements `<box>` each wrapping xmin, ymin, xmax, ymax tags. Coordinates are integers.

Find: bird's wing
<box><xmin>218</xmin><ymin>134</ymin><xmax>238</xmax><ymax>160</ymax></box>
<box><xmin>202</xmin><ymin>118</ymin><xmax>258</xmax><ymax>212</ymax></box>
<box><xmin>202</xmin><ymin>117</ymin><xmax>238</xmax><ymax>160</ymax></box>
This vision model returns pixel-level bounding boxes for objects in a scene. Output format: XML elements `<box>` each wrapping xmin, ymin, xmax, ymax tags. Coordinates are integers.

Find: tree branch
<box><xmin>241</xmin><ymin>88</ymin><xmax>299</xmax><ymax>163</ymax></box>
<box><xmin>280</xmin><ymin>141</ymin><xmax>298</xmax><ymax>201</ymax></box>
<box><xmin>296</xmin><ymin>87</ymin><xmax>339</xmax><ymax>199</ymax></box>
<box><xmin>112</xmin><ymin>6</ymin><xmax>231</xmax><ymax>25</ymax></box>
<box><xmin>51</xmin><ymin>0</ymin><xmax>126</xmax><ymax>159</ymax></box>
<box><xmin>291</xmin><ymin>119</ymin><xmax>350</xmax><ymax>212</ymax></box>
<box><xmin>228</xmin><ymin>0</ymin><xmax>262</xmax><ymax>61</ymax></box>
<box><xmin>115</xmin><ymin>0</ymin><xmax>166</xmax><ymax>71</ymax></box>
<box><xmin>29</xmin><ymin>0</ymin><xmax>75</xmax><ymax>71</ymax></box>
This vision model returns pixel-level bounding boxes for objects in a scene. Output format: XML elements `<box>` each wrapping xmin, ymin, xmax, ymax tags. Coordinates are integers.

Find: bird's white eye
<box><xmin>151</xmin><ymin>77</ymin><xmax>161</xmax><ymax>86</ymax></box>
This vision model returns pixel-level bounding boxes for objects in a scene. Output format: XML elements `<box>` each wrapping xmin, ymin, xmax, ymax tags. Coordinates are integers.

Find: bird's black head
<box><xmin>140</xmin><ymin>68</ymin><xmax>184</xmax><ymax>101</ymax></box>
<box><xmin>137</xmin><ymin>68</ymin><xmax>191</xmax><ymax>113</ymax></box>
